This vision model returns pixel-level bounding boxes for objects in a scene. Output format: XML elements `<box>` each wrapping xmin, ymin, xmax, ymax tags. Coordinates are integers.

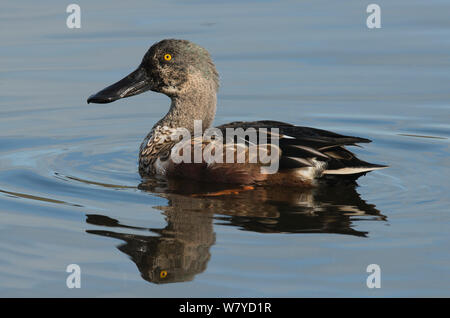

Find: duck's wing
<box><xmin>165</xmin><ymin>120</ymin><xmax>387</xmax><ymax>185</ymax></box>
<box><xmin>216</xmin><ymin>120</ymin><xmax>387</xmax><ymax>176</ymax></box>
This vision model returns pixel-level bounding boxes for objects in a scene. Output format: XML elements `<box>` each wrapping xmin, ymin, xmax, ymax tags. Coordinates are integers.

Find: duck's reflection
<box><xmin>87</xmin><ymin>208</ymin><xmax>214</xmax><ymax>284</ymax></box>
<box><xmin>86</xmin><ymin>179</ymin><xmax>386</xmax><ymax>284</ymax></box>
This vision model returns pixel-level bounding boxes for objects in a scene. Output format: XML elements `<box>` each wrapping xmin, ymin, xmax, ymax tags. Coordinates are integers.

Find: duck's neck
<box><xmin>155</xmin><ymin>85</ymin><xmax>217</xmax><ymax>133</ymax></box>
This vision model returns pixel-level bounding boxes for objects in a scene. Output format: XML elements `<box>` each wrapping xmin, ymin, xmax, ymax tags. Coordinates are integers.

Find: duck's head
<box><xmin>87</xmin><ymin>39</ymin><xmax>219</xmax><ymax>104</ymax></box>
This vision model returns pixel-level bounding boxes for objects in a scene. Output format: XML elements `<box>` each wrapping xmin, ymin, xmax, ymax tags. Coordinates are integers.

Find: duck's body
<box><xmin>88</xmin><ymin>39</ymin><xmax>387</xmax><ymax>186</ymax></box>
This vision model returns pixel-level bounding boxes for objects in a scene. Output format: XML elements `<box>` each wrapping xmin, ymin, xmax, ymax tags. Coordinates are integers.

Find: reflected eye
<box><xmin>163</xmin><ymin>54</ymin><xmax>172</xmax><ymax>61</ymax></box>
<box><xmin>160</xmin><ymin>270</ymin><xmax>168</xmax><ymax>278</ymax></box>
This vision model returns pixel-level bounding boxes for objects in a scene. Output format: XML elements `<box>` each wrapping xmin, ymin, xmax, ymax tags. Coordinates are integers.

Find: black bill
<box><xmin>87</xmin><ymin>67</ymin><xmax>150</xmax><ymax>104</ymax></box>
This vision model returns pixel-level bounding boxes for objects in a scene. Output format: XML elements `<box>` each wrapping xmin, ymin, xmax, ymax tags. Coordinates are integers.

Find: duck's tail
<box><xmin>322</xmin><ymin>162</ymin><xmax>388</xmax><ymax>175</ymax></box>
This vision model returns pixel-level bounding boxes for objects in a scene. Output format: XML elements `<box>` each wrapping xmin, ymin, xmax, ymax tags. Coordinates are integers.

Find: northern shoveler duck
<box><xmin>87</xmin><ymin>39</ymin><xmax>387</xmax><ymax>187</ymax></box>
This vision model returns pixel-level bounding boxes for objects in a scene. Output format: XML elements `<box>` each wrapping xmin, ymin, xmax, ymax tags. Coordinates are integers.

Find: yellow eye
<box><xmin>160</xmin><ymin>270</ymin><xmax>168</xmax><ymax>278</ymax></box>
<box><xmin>164</xmin><ymin>54</ymin><xmax>172</xmax><ymax>61</ymax></box>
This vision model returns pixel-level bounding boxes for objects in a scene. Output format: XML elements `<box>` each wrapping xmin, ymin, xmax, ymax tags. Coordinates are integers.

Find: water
<box><xmin>0</xmin><ymin>0</ymin><xmax>449</xmax><ymax>297</ymax></box>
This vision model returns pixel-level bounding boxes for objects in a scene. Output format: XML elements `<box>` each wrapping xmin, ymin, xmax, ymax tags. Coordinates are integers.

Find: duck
<box><xmin>87</xmin><ymin>39</ymin><xmax>387</xmax><ymax>187</ymax></box>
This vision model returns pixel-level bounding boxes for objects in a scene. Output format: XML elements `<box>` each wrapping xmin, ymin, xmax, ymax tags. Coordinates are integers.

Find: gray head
<box><xmin>87</xmin><ymin>39</ymin><xmax>219</xmax><ymax>102</ymax></box>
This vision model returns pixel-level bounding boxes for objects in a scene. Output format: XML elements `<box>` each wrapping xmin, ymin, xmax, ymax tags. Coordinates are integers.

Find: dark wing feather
<box><xmin>216</xmin><ymin>120</ymin><xmax>387</xmax><ymax>175</ymax></box>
